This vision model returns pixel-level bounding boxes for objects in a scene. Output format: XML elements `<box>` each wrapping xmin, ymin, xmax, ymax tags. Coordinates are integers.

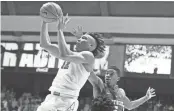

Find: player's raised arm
<box><xmin>56</xmin><ymin>14</ymin><xmax>73</xmax><ymax>56</ymax></box>
<box><xmin>40</xmin><ymin>21</ymin><xmax>61</xmax><ymax>58</ymax></box>
<box><xmin>88</xmin><ymin>71</ymin><xmax>104</xmax><ymax>88</ymax></box>
<box><xmin>88</xmin><ymin>71</ymin><xmax>104</xmax><ymax>98</ymax></box>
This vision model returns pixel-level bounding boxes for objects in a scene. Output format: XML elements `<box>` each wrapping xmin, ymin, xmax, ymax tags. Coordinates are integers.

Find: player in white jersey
<box><xmin>37</xmin><ymin>14</ymin><xmax>105</xmax><ymax>111</ymax></box>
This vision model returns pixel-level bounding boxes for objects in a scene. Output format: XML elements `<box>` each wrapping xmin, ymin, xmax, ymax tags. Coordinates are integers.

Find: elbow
<box><xmin>126</xmin><ymin>104</ymin><xmax>133</xmax><ymax>110</ymax></box>
<box><xmin>40</xmin><ymin>40</ymin><xmax>51</xmax><ymax>49</ymax></box>
<box><xmin>40</xmin><ymin>43</ymin><xmax>45</xmax><ymax>48</ymax></box>
<box><xmin>58</xmin><ymin>49</ymin><xmax>65</xmax><ymax>57</ymax></box>
<box><xmin>127</xmin><ymin>106</ymin><xmax>132</xmax><ymax>110</ymax></box>
<box><xmin>59</xmin><ymin>50</ymin><xmax>68</xmax><ymax>58</ymax></box>
<box><xmin>127</xmin><ymin>107</ymin><xmax>133</xmax><ymax>111</ymax></box>
<box><xmin>40</xmin><ymin>43</ymin><xmax>49</xmax><ymax>49</ymax></box>
<box><xmin>59</xmin><ymin>53</ymin><xmax>67</xmax><ymax>58</ymax></box>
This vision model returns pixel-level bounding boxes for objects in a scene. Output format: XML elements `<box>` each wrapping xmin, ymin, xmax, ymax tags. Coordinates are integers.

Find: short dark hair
<box><xmin>88</xmin><ymin>33</ymin><xmax>105</xmax><ymax>58</ymax></box>
<box><xmin>108</xmin><ymin>66</ymin><xmax>121</xmax><ymax>77</ymax></box>
<box><xmin>91</xmin><ymin>95</ymin><xmax>116</xmax><ymax>111</ymax></box>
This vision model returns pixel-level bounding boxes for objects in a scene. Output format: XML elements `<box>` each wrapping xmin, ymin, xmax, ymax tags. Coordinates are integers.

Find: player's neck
<box><xmin>106</xmin><ymin>83</ymin><xmax>118</xmax><ymax>90</ymax></box>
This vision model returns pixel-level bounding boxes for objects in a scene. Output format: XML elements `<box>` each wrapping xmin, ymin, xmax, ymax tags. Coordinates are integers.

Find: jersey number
<box><xmin>61</xmin><ymin>61</ymin><xmax>70</xmax><ymax>69</ymax></box>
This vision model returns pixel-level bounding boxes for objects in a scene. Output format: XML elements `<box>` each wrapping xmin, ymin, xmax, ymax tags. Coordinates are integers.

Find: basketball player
<box><xmin>37</xmin><ymin>14</ymin><xmax>105</xmax><ymax>111</ymax></box>
<box><xmin>91</xmin><ymin>95</ymin><xmax>120</xmax><ymax>111</ymax></box>
<box><xmin>88</xmin><ymin>66</ymin><xmax>156</xmax><ymax>111</ymax></box>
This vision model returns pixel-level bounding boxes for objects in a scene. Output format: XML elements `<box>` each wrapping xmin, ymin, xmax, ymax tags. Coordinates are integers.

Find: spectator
<box><xmin>163</xmin><ymin>104</ymin><xmax>169</xmax><ymax>111</ymax></box>
<box><xmin>11</xmin><ymin>97</ymin><xmax>18</xmax><ymax>111</ymax></box>
<box><xmin>2</xmin><ymin>97</ymin><xmax>8</xmax><ymax>111</ymax></box>
<box><xmin>153</xmin><ymin>67</ymin><xmax>158</xmax><ymax>74</ymax></box>
<box><xmin>169</xmin><ymin>105</ymin><xmax>174</xmax><ymax>111</ymax></box>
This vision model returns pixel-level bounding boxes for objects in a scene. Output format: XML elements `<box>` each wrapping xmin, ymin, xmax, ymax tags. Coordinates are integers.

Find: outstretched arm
<box><xmin>122</xmin><ymin>87</ymin><xmax>156</xmax><ymax>110</ymax></box>
<box><xmin>40</xmin><ymin>21</ymin><xmax>60</xmax><ymax>58</ymax></box>
<box><xmin>88</xmin><ymin>71</ymin><xmax>104</xmax><ymax>98</ymax></box>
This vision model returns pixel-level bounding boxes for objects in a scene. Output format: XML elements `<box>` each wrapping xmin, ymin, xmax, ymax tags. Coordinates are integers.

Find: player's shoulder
<box><xmin>73</xmin><ymin>51</ymin><xmax>93</xmax><ymax>56</ymax></box>
<box><xmin>81</xmin><ymin>51</ymin><xmax>94</xmax><ymax>56</ymax></box>
<box><xmin>72</xmin><ymin>51</ymin><xmax>95</xmax><ymax>65</ymax></box>
<box><xmin>118</xmin><ymin>88</ymin><xmax>126</xmax><ymax>96</ymax></box>
<box><xmin>80</xmin><ymin>51</ymin><xmax>95</xmax><ymax>61</ymax></box>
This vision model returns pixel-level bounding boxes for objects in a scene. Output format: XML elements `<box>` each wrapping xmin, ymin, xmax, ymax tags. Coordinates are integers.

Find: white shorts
<box><xmin>36</xmin><ymin>94</ymin><xmax>79</xmax><ymax>111</ymax></box>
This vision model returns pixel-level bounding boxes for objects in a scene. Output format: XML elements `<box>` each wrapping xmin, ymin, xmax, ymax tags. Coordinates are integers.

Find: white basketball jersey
<box><xmin>49</xmin><ymin>61</ymin><xmax>90</xmax><ymax>97</ymax></box>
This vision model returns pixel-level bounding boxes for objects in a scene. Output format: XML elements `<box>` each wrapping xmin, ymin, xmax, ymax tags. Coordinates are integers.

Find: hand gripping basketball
<box><xmin>40</xmin><ymin>2</ymin><xmax>63</xmax><ymax>23</ymax></box>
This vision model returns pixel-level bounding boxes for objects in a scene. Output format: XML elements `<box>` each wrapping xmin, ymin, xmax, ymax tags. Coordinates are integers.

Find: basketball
<box><xmin>40</xmin><ymin>2</ymin><xmax>63</xmax><ymax>23</ymax></box>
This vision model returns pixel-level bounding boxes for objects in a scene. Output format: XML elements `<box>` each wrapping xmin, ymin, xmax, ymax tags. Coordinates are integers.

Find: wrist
<box><xmin>57</xmin><ymin>30</ymin><xmax>64</xmax><ymax>36</ymax></box>
<box><xmin>145</xmin><ymin>95</ymin><xmax>150</xmax><ymax>100</ymax></box>
<box><xmin>57</xmin><ymin>29</ymin><xmax>63</xmax><ymax>33</ymax></box>
<box><xmin>42</xmin><ymin>21</ymin><xmax>47</xmax><ymax>24</ymax></box>
<box><xmin>77</xmin><ymin>35</ymin><xmax>83</xmax><ymax>38</ymax></box>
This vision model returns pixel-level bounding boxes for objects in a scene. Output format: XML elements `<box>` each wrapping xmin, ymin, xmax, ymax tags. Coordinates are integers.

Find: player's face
<box><xmin>105</xmin><ymin>69</ymin><xmax>119</xmax><ymax>86</ymax></box>
<box><xmin>75</xmin><ymin>34</ymin><xmax>97</xmax><ymax>52</ymax></box>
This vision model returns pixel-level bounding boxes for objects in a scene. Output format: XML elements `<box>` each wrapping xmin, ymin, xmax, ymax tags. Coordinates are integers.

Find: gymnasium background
<box><xmin>1</xmin><ymin>1</ymin><xmax>174</xmax><ymax>111</ymax></box>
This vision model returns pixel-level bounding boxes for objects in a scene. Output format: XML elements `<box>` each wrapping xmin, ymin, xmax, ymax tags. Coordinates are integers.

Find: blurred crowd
<box><xmin>1</xmin><ymin>86</ymin><xmax>174</xmax><ymax>111</ymax></box>
<box><xmin>1</xmin><ymin>87</ymin><xmax>43</xmax><ymax>111</ymax></box>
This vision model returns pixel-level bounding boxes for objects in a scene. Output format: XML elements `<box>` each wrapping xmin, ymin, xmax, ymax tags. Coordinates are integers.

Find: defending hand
<box><xmin>71</xmin><ymin>26</ymin><xmax>83</xmax><ymax>38</ymax></box>
<box><xmin>146</xmin><ymin>87</ymin><xmax>156</xmax><ymax>100</ymax></box>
